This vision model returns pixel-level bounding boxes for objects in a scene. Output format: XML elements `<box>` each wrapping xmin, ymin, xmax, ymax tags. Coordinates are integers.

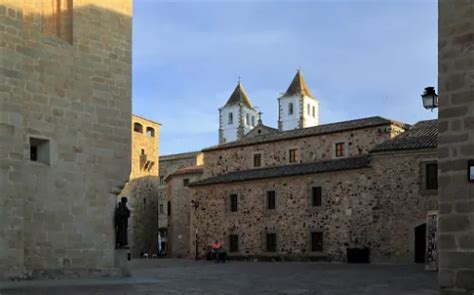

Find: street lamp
<box><xmin>421</xmin><ymin>87</ymin><xmax>438</xmax><ymax>111</ymax></box>
<box><xmin>191</xmin><ymin>200</ymin><xmax>200</xmax><ymax>261</ymax></box>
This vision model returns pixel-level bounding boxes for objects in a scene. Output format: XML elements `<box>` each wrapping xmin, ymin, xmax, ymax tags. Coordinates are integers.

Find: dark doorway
<box><xmin>415</xmin><ymin>223</ymin><xmax>426</xmax><ymax>263</ymax></box>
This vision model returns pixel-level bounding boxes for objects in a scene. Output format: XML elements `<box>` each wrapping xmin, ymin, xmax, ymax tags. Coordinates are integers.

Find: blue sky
<box><xmin>133</xmin><ymin>0</ymin><xmax>438</xmax><ymax>156</ymax></box>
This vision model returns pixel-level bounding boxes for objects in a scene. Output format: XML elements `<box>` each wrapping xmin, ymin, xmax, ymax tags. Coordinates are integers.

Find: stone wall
<box><xmin>438</xmin><ymin>0</ymin><xmax>474</xmax><ymax>293</ymax></box>
<box><xmin>191</xmin><ymin>150</ymin><xmax>437</xmax><ymax>263</ymax></box>
<box><xmin>203</xmin><ymin>124</ymin><xmax>404</xmax><ymax>178</ymax></box>
<box><xmin>118</xmin><ymin>115</ymin><xmax>160</xmax><ymax>258</ymax></box>
<box><xmin>167</xmin><ymin>170</ymin><xmax>203</xmax><ymax>258</ymax></box>
<box><xmin>0</xmin><ymin>0</ymin><xmax>132</xmax><ymax>279</ymax></box>
<box><xmin>158</xmin><ymin>152</ymin><xmax>202</xmax><ymax>232</ymax></box>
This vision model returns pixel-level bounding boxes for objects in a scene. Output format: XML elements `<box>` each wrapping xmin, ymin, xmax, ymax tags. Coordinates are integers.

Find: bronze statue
<box><xmin>115</xmin><ymin>197</ymin><xmax>131</xmax><ymax>249</ymax></box>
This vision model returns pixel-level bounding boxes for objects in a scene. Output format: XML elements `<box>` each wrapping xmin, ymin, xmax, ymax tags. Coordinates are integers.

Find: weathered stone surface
<box><xmin>0</xmin><ymin>0</ymin><xmax>132</xmax><ymax>280</ymax></box>
<box><xmin>118</xmin><ymin>116</ymin><xmax>160</xmax><ymax>258</ymax></box>
<box><xmin>438</xmin><ymin>0</ymin><xmax>474</xmax><ymax>293</ymax></box>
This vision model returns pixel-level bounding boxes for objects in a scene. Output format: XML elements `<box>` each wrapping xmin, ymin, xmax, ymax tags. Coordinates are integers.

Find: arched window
<box><xmin>146</xmin><ymin>127</ymin><xmax>155</xmax><ymax>137</ymax></box>
<box><xmin>288</xmin><ymin>103</ymin><xmax>294</xmax><ymax>115</ymax></box>
<box><xmin>134</xmin><ymin>122</ymin><xmax>143</xmax><ymax>133</ymax></box>
<box><xmin>246</xmin><ymin>114</ymin><xmax>250</xmax><ymax>125</ymax></box>
<box><xmin>312</xmin><ymin>106</ymin><xmax>316</xmax><ymax>118</ymax></box>
<box><xmin>251</xmin><ymin>116</ymin><xmax>255</xmax><ymax>126</ymax></box>
<box><xmin>307</xmin><ymin>103</ymin><xmax>311</xmax><ymax>115</ymax></box>
<box><xmin>228</xmin><ymin>113</ymin><xmax>233</xmax><ymax>124</ymax></box>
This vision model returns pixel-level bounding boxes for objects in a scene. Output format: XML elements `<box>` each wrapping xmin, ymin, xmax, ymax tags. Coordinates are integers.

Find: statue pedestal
<box><xmin>114</xmin><ymin>249</ymin><xmax>131</xmax><ymax>277</ymax></box>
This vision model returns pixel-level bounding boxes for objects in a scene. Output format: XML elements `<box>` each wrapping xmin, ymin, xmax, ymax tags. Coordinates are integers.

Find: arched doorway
<box><xmin>414</xmin><ymin>223</ymin><xmax>426</xmax><ymax>263</ymax></box>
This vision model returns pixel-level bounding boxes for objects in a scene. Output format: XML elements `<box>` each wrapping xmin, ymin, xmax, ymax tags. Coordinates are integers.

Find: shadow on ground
<box><xmin>0</xmin><ymin>259</ymin><xmax>438</xmax><ymax>295</ymax></box>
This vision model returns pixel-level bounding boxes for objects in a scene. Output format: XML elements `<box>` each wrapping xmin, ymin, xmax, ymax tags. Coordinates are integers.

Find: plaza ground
<box><xmin>1</xmin><ymin>259</ymin><xmax>438</xmax><ymax>295</ymax></box>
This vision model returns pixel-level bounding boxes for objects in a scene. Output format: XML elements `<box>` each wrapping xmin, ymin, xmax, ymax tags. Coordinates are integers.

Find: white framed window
<box><xmin>228</xmin><ymin>113</ymin><xmax>233</xmax><ymax>124</ymax></box>
<box><xmin>288</xmin><ymin>103</ymin><xmax>294</xmax><ymax>115</ymax></box>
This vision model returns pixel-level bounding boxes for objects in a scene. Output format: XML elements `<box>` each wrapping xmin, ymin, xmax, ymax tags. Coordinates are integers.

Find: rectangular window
<box><xmin>267</xmin><ymin>191</ymin><xmax>276</xmax><ymax>210</ymax></box>
<box><xmin>229</xmin><ymin>234</ymin><xmax>239</xmax><ymax>252</ymax></box>
<box><xmin>266</xmin><ymin>233</ymin><xmax>277</xmax><ymax>252</ymax></box>
<box><xmin>312</xmin><ymin>187</ymin><xmax>322</xmax><ymax>207</ymax></box>
<box><xmin>160</xmin><ymin>176</ymin><xmax>165</xmax><ymax>185</ymax></box>
<box><xmin>335</xmin><ymin>142</ymin><xmax>345</xmax><ymax>158</ymax></box>
<box><xmin>230</xmin><ymin>194</ymin><xmax>238</xmax><ymax>212</ymax></box>
<box><xmin>183</xmin><ymin>178</ymin><xmax>189</xmax><ymax>186</ymax></box>
<box><xmin>30</xmin><ymin>137</ymin><xmax>50</xmax><ymax>165</ymax></box>
<box><xmin>289</xmin><ymin>148</ymin><xmax>298</xmax><ymax>163</ymax></box>
<box><xmin>159</xmin><ymin>204</ymin><xmax>164</xmax><ymax>214</ymax></box>
<box><xmin>167</xmin><ymin>201</ymin><xmax>171</xmax><ymax>216</ymax></box>
<box><xmin>425</xmin><ymin>163</ymin><xmax>438</xmax><ymax>190</ymax></box>
<box><xmin>253</xmin><ymin>153</ymin><xmax>262</xmax><ymax>168</ymax></box>
<box><xmin>311</xmin><ymin>232</ymin><xmax>323</xmax><ymax>252</ymax></box>
<box><xmin>41</xmin><ymin>0</ymin><xmax>73</xmax><ymax>44</ymax></box>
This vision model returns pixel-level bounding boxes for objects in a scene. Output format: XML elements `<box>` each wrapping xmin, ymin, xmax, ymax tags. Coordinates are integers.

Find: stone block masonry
<box><xmin>0</xmin><ymin>0</ymin><xmax>132</xmax><ymax>279</ymax></box>
<box><xmin>438</xmin><ymin>0</ymin><xmax>474</xmax><ymax>294</ymax></box>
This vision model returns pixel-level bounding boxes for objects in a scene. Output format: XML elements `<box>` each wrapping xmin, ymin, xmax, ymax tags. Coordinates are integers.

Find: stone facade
<box><xmin>203</xmin><ymin>119</ymin><xmax>406</xmax><ymax>178</ymax></box>
<box><xmin>438</xmin><ymin>0</ymin><xmax>474</xmax><ymax>293</ymax></box>
<box><xmin>167</xmin><ymin>166</ymin><xmax>203</xmax><ymax>258</ymax></box>
<box><xmin>0</xmin><ymin>0</ymin><xmax>132</xmax><ymax>279</ymax></box>
<box><xmin>157</xmin><ymin>151</ymin><xmax>203</xmax><ymax>253</ymax></box>
<box><xmin>190</xmin><ymin>119</ymin><xmax>438</xmax><ymax>263</ymax></box>
<box><xmin>118</xmin><ymin>115</ymin><xmax>160</xmax><ymax>258</ymax></box>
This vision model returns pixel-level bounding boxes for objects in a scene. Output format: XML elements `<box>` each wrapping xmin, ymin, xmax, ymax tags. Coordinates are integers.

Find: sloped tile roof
<box><xmin>203</xmin><ymin>116</ymin><xmax>409</xmax><ymax>152</ymax></box>
<box><xmin>371</xmin><ymin>119</ymin><xmax>438</xmax><ymax>153</ymax></box>
<box><xmin>190</xmin><ymin>156</ymin><xmax>371</xmax><ymax>187</ymax></box>
<box><xmin>160</xmin><ymin>151</ymin><xmax>201</xmax><ymax>161</ymax></box>
<box><xmin>282</xmin><ymin>70</ymin><xmax>314</xmax><ymax>98</ymax></box>
<box><xmin>223</xmin><ymin>82</ymin><xmax>256</xmax><ymax>110</ymax></box>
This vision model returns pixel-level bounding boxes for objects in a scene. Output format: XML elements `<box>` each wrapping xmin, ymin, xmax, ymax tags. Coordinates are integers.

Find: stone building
<box><xmin>190</xmin><ymin>118</ymin><xmax>438</xmax><ymax>263</ymax></box>
<box><xmin>0</xmin><ymin>0</ymin><xmax>132</xmax><ymax>279</ymax></box>
<box><xmin>118</xmin><ymin>115</ymin><xmax>161</xmax><ymax>258</ymax></box>
<box><xmin>437</xmin><ymin>0</ymin><xmax>474</xmax><ymax>293</ymax></box>
<box><xmin>161</xmin><ymin>70</ymin><xmax>439</xmax><ymax>264</ymax></box>
<box><xmin>157</xmin><ymin>151</ymin><xmax>203</xmax><ymax>254</ymax></box>
<box><xmin>166</xmin><ymin>166</ymin><xmax>203</xmax><ymax>258</ymax></box>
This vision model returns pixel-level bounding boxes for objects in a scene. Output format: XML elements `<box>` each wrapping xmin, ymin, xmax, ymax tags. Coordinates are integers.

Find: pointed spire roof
<box><xmin>282</xmin><ymin>69</ymin><xmax>314</xmax><ymax>98</ymax></box>
<box><xmin>223</xmin><ymin>82</ymin><xmax>256</xmax><ymax>110</ymax></box>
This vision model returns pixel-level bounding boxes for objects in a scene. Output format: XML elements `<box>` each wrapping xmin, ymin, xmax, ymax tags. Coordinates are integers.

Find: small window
<box><xmin>267</xmin><ymin>191</ymin><xmax>276</xmax><ymax>210</ymax></box>
<box><xmin>143</xmin><ymin>197</ymin><xmax>147</xmax><ymax>208</ymax></box>
<box><xmin>266</xmin><ymin>233</ymin><xmax>277</xmax><ymax>252</ymax></box>
<box><xmin>141</xmin><ymin>149</ymin><xmax>145</xmax><ymax>155</ymax></box>
<box><xmin>246</xmin><ymin>114</ymin><xmax>250</xmax><ymax>125</ymax></box>
<box><xmin>146</xmin><ymin>127</ymin><xmax>155</xmax><ymax>137</ymax></box>
<box><xmin>307</xmin><ymin>103</ymin><xmax>311</xmax><ymax>115</ymax></box>
<box><xmin>425</xmin><ymin>163</ymin><xmax>438</xmax><ymax>190</ymax></box>
<box><xmin>167</xmin><ymin>201</ymin><xmax>171</xmax><ymax>216</ymax></box>
<box><xmin>288</xmin><ymin>103</ymin><xmax>294</xmax><ymax>115</ymax></box>
<box><xmin>229</xmin><ymin>234</ymin><xmax>239</xmax><ymax>252</ymax></box>
<box><xmin>252</xmin><ymin>116</ymin><xmax>255</xmax><ymax>127</ymax></box>
<box><xmin>311</xmin><ymin>232</ymin><xmax>323</xmax><ymax>252</ymax></box>
<box><xmin>183</xmin><ymin>178</ymin><xmax>190</xmax><ymax>186</ymax></box>
<box><xmin>312</xmin><ymin>106</ymin><xmax>315</xmax><ymax>118</ymax></box>
<box><xmin>134</xmin><ymin>122</ymin><xmax>143</xmax><ymax>133</ymax></box>
<box><xmin>30</xmin><ymin>137</ymin><xmax>50</xmax><ymax>165</ymax></box>
<box><xmin>160</xmin><ymin>176</ymin><xmax>165</xmax><ymax>185</ymax></box>
<box><xmin>230</xmin><ymin>194</ymin><xmax>238</xmax><ymax>212</ymax></box>
<box><xmin>312</xmin><ymin>187</ymin><xmax>322</xmax><ymax>207</ymax></box>
<box><xmin>289</xmin><ymin>148</ymin><xmax>298</xmax><ymax>163</ymax></box>
<box><xmin>253</xmin><ymin>153</ymin><xmax>262</xmax><ymax>168</ymax></box>
<box><xmin>335</xmin><ymin>142</ymin><xmax>345</xmax><ymax>158</ymax></box>
<box><xmin>159</xmin><ymin>204</ymin><xmax>164</xmax><ymax>214</ymax></box>
<box><xmin>228</xmin><ymin>113</ymin><xmax>233</xmax><ymax>124</ymax></box>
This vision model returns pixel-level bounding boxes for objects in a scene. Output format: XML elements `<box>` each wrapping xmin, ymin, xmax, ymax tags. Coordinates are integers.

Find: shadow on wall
<box><xmin>0</xmin><ymin>2</ymin><xmax>132</xmax><ymax>281</ymax></box>
<box><xmin>117</xmin><ymin>176</ymin><xmax>161</xmax><ymax>259</ymax></box>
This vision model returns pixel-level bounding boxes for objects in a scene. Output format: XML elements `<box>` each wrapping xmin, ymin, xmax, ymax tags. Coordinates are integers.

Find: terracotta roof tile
<box><xmin>190</xmin><ymin>156</ymin><xmax>370</xmax><ymax>187</ymax></box>
<box><xmin>371</xmin><ymin>120</ymin><xmax>438</xmax><ymax>153</ymax></box>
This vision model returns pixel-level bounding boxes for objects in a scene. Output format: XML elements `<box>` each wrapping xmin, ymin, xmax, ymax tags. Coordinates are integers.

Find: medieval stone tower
<box><xmin>278</xmin><ymin>70</ymin><xmax>320</xmax><ymax>131</ymax></box>
<box><xmin>0</xmin><ymin>0</ymin><xmax>132</xmax><ymax>279</ymax></box>
<box><xmin>219</xmin><ymin>82</ymin><xmax>258</xmax><ymax>144</ymax></box>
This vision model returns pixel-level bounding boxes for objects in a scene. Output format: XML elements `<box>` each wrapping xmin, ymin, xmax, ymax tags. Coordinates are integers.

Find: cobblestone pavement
<box><xmin>1</xmin><ymin>259</ymin><xmax>437</xmax><ymax>295</ymax></box>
